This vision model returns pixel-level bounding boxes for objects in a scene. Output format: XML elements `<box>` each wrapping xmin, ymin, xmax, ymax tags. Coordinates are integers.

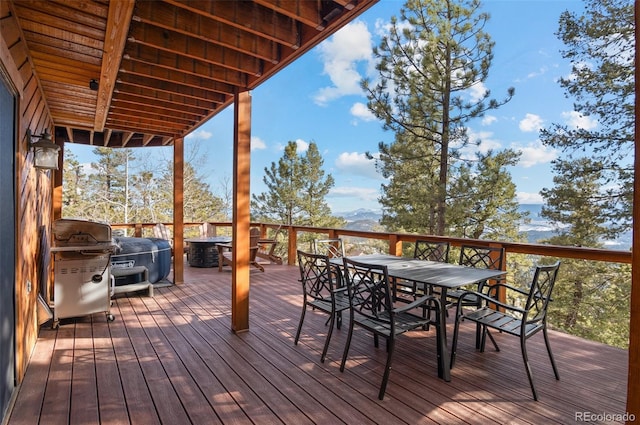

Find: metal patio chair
<box><xmin>450</xmin><ymin>262</ymin><xmax>561</xmax><ymax>400</ymax></box>
<box><xmin>312</xmin><ymin>237</ymin><xmax>345</xmax><ymax>258</ymax></box>
<box><xmin>340</xmin><ymin>257</ymin><xmax>448</xmax><ymax>400</ymax></box>
<box><xmin>294</xmin><ymin>250</ymin><xmax>350</xmax><ymax>362</ymax></box>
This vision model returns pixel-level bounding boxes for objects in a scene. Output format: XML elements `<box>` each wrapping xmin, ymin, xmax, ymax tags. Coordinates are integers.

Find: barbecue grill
<box><xmin>51</xmin><ymin>219</ymin><xmax>116</xmax><ymax>328</ymax></box>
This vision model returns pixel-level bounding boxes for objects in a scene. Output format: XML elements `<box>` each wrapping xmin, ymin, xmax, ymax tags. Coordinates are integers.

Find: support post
<box><xmin>231</xmin><ymin>90</ymin><xmax>252</xmax><ymax>333</ymax></box>
<box><xmin>173</xmin><ymin>137</ymin><xmax>184</xmax><ymax>284</ymax></box>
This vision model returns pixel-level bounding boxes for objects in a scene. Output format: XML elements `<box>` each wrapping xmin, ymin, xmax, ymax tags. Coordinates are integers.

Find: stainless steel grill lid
<box><xmin>52</xmin><ymin>219</ymin><xmax>112</xmax><ymax>246</ymax></box>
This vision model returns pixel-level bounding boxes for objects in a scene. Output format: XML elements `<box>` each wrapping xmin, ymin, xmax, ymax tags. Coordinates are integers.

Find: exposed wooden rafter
<box><xmin>94</xmin><ymin>0</ymin><xmax>135</xmax><ymax>132</ymax></box>
<box><xmin>9</xmin><ymin>0</ymin><xmax>379</xmax><ymax>147</ymax></box>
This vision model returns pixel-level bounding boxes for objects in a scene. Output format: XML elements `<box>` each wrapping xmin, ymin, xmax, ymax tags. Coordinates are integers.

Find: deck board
<box><xmin>7</xmin><ymin>262</ymin><xmax>629</xmax><ymax>425</ymax></box>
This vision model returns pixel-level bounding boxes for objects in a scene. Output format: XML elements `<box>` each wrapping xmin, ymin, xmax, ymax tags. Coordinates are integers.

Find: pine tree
<box><xmin>251</xmin><ymin>141</ymin><xmax>344</xmax><ymax>228</ymax></box>
<box><xmin>86</xmin><ymin>147</ymin><xmax>135</xmax><ymax>223</ymax></box>
<box><xmin>540</xmin><ymin>158</ymin><xmax>631</xmax><ymax>348</ymax></box>
<box><xmin>61</xmin><ymin>150</ymin><xmax>94</xmax><ymax>218</ymax></box>
<box><xmin>539</xmin><ymin>0</ymin><xmax>635</xmax><ymax>235</ymax></box>
<box><xmin>447</xmin><ymin>149</ymin><xmax>526</xmax><ymax>241</ymax></box>
<box><xmin>364</xmin><ymin>0</ymin><xmax>513</xmax><ymax>235</ymax></box>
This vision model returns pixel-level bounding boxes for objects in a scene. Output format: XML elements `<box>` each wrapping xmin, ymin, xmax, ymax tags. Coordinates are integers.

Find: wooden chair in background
<box><xmin>217</xmin><ymin>228</ymin><xmax>264</xmax><ymax>272</ymax></box>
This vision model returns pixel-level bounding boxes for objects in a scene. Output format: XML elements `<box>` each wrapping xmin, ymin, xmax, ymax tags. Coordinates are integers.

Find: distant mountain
<box><xmin>338</xmin><ymin>208</ymin><xmax>383</xmax><ymax>223</ymax></box>
<box><xmin>335</xmin><ymin>204</ymin><xmax>631</xmax><ymax>251</ymax></box>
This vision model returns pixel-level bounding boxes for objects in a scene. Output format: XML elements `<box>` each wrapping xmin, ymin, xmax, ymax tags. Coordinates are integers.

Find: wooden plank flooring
<box><xmin>8</xmin><ymin>262</ymin><xmax>629</xmax><ymax>424</ymax></box>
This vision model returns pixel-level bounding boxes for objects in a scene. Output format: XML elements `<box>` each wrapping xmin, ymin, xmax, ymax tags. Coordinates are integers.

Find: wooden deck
<box><xmin>8</xmin><ymin>261</ymin><xmax>629</xmax><ymax>424</ymax></box>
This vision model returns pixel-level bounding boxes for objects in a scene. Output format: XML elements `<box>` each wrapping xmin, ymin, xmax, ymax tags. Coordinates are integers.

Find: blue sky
<box><xmin>68</xmin><ymin>0</ymin><xmax>592</xmax><ymax>214</ymax></box>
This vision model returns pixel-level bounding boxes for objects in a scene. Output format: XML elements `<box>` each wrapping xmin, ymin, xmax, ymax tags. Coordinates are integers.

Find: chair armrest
<box><xmin>455</xmin><ymin>290</ymin><xmax>526</xmax><ymax>315</ymax></box>
<box><xmin>486</xmin><ymin>283</ymin><xmax>529</xmax><ymax>298</ymax></box>
<box><xmin>258</xmin><ymin>239</ymin><xmax>277</xmax><ymax>251</ymax></box>
<box><xmin>217</xmin><ymin>243</ymin><xmax>232</xmax><ymax>254</ymax></box>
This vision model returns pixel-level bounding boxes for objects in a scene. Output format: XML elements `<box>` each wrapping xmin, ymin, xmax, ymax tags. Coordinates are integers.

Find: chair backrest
<box><xmin>312</xmin><ymin>238</ymin><xmax>345</xmax><ymax>258</ymax></box>
<box><xmin>525</xmin><ymin>262</ymin><xmax>561</xmax><ymax>324</ymax></box>
<box><xmin>249</xmin><ymin>228</ymin><xmax>260</xmax><ymax>260</ymax></box>
<box><xmin>297</xmin><ymin>250</ymin><xmax>334</xmax><ymax>302</ymax></box>
<box><xmin>153</xmin><ymin>223</ymin><xmax>171</xmax><ymax>244</ymax></box>
<box><xmin>414</xmin><ymin>240</ymin><xmax>450</xmax><ymax>262</ymax></box>
<box><xmin>342</xmin><ymin>257</ymin><xmax>394</xmax><ymax>323</ymax></box>
<box><xmin>269</xmin><ymin>224</ymin><xmax>283</xmax><ymax>240</ymax></box>
<box><xmin>459</xmin><ymin>245</ymin><xmax>505</xmax><ymax>271</ymax></box>
<box><xmin>200</xmin><ymin>222</ymin><xmax>217</xmax><ymax>237</ymax></box>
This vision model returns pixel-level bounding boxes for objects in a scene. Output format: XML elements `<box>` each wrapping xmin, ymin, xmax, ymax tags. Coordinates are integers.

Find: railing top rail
<box><xmin>108</xmin><ymin>221</ymin><xmax>632</xmax><ymax>264</ymax></box>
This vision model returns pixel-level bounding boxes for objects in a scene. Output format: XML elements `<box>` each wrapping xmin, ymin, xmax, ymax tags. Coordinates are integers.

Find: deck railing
<box><xmin>111</xmin><ymin>221</ymin><xmax>632</xmax><ymax>265</ymax></box>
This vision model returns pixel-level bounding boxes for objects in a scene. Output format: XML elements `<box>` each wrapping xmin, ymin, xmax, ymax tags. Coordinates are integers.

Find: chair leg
<box><xmin>324</xmin><ymin>310</ymin><xmax>342</xmax><ymax>328</ymax></box>
<box><xmin>378</xmin><ymin>338</ymin><xmax>396</xmax><ymax>400</ymax></box>
<box><xmin>450</xmin><ymin>313</ymin><xmax>462</xmax><ymax>369</ymax></box>
<box><xmin>521</xmin><ymin>336</ymin><xmax>538</xmax><ymax>401</ymax></box>
<box><xmin>321</xmin><ymin>311</ymin><xmax>335</xmax><ymax>363</ymax></box>
<box><xmin>340</xmin><ymin>317</ymin><xmax>355</xmax><ymax>373</ymax></box>
<box><xmin>294</xmin><ymin>306</ymin><xmax>306</xmax><ymax>345</ymax></box>
<box><xmin>543</xmin><ymin>325</ymin><xmax>560</xmax><ymax>380</ymax></box>
<box><xmin>486</xmin><ymin>328</ymin><xmax>500</xmax><ymax>352</ymax></box>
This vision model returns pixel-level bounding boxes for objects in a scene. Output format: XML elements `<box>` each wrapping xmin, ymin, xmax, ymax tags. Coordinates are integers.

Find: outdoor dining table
<box><xmin>330</xmin><ymin>254</ymin><xmax>507</xmax><ymax>343</ymax></box>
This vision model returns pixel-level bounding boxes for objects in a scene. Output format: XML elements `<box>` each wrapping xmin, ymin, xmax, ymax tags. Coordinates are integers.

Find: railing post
<box><xmin>134</xmin><ymin>223</ymin><xmax>142</xmax><ymax>237</ymax></box>
<box><xmin>389</xmin><ymin>235</ymin><xmax>402</xmax><ymax>256</ymax></box>
<box><xmin>287</xmin><ymin>226</ymin><xmax>297</xmax><ymax>266</ymax></box>
<box><xmin>489</xmin><ymin>242</ymin><xmax>507</xmax><ymax>306</ymax></box>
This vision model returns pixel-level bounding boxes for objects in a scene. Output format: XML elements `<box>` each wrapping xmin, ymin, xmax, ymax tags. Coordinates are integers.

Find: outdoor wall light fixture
<box><xmin>27</xmin><ymin>129</ymin><xmax>60</xmax><ymax>170</ymax></box>
<box><xmin>89</xmin><ymin>79</ymin><xmax>99</xmax><ymax>90</ymax></box>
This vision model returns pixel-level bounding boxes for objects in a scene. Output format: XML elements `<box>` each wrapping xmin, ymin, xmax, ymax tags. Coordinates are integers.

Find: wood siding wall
<box><xmin>1</xmin><ymin>2</ymin><xmax>55</xmax><ymax>383</ymax></box>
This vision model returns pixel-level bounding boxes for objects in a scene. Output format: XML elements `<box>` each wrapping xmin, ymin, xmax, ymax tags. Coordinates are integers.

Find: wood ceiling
<box><xmin>7</xmin><ymin>0</ymin><xmax>378</xmax><ymax>148</ymax></box>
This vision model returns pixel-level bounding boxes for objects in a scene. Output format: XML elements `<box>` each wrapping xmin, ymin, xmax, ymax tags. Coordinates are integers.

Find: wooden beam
<box><xmin>231</xmin><ymin>90</ymin><xmax>252</xmax><ymax>333</ymax></box>
<box><xmin>253</xmin><ymin>0</ymin><xmax>323</xmax><ymax>29</ymax></box>
<box><xmin>628</xmin><ymin>0</ymin><xmax>640</xmax><ymax>418</ymax></box>
<box><xmin>141</xmin><ymin>133</ymin><xmax>155</xmax><ymax>146</ymax></box>
<box><xmin>164</xmin><ymin>0</ymin><xmax>299</xmax><ymax>47</ymax></box>
<box><xmin>173</xmin><ymin>137</ymin><xmax>184</xmax><ymax>285</ymax></box>
<box><xmin>134</xmin><ymin>1</ymin><xmax>281</xmax><ymax>63</ymax></box>
<box><xmin>94</xmin><ymin>0</ymin><xmax>135</xmax><ymax>131</ymax></box>
<box><xmin>128</xmin><ymin>23</ymin><xmax>264</xmax><ymax>76</ymax></box>
<box><xmin>122</xmin><ymin>56</ymin><xmax>244</xmax><ymax>92</ymax></box>
<box><xmin>117</xmin><ymin>71</ymin><xmax>227</xmax><ymax>104</ymax></box>
<box><xmin>52</xmin><ymin>137</ymin><xmax>63</xmax><ymax>221</ymax></box>
<box><xmin>0</xmin><ymin>33</ymin><xmax>23</xmax><ymax>97</ymax></box>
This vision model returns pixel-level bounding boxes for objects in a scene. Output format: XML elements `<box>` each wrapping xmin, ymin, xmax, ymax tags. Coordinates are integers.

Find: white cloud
<box><xmin>185</xmin><ymin>129</ymin><xmax>213</xmax><ymax>140</ymax></box>
<box><xmin>468</xmin><ymin>81</ymin><xmax>487</xmax><ymax>103</ymax></box>
<box><xmin>562</xmin><ymin>110</ymin><xmax>598</xmax><ymax>130</ymax></box>
<box><xmin>350</xmin><ymin>102</ymin><xmax>376</xmax><ymax>122</ymax></box>
<box><xmin>335</xmin><ymin>151</ymin><xmax>382</xmax><ymax>179</ymax></box>
<box><xmin>251</xmin><ymin>136</ymin><xmax>266</xmax><ymax>151</ymax></box>
<box><xmin>517</xmin><ymin>192</ymin><xmax>544</xmax><ymax>204</ymax></box>
<box><xmin>564</xmin><ymin>61</ymin><xmax>592</xmax><ymax>82</ymax></box>
<box><xmin>516</xmin><ymin>140</ymin><xmax>557</xmax><ymax>167</ymax></box>
<box><xmin>526</xmin><ymin>66</ymin><xmax>548</xmax><ymax>79</ymax></box>
<box><xmin>459</xmin><ymin>129</ymin><xmax>502</xmax><ymax>159</ymax></box>
<box><xmin>275</xmin><ymin>138</ymin><xmax>309</xmax><ymax>153</ymax></box>
<box><xmin>295</xmin><ymin>139</ymin><xmax>309</xmax><ymax>153</ymax></box>
<box><xmin>481</xmin><ymin>115</ymin><xmax>497</xmax><ymax>126</ymax></box>
<box><xmin>81</xmin><ymin>162</ymin><xmax>96</xmax><ymax>175</ymax></box>
<box><xmin>519</xmin><ymin>113</ymin><xmax>543</xmax><ymax>132</ymax></box>
<box><xmin>329</xmin><ymin>186</ymin><xmax>379</xmax><ymax>202</ymax></box>
<box><xmin>313</xmin><ymin>21</ymin><xmax>373</xmax><ymax>105</ymax></box>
